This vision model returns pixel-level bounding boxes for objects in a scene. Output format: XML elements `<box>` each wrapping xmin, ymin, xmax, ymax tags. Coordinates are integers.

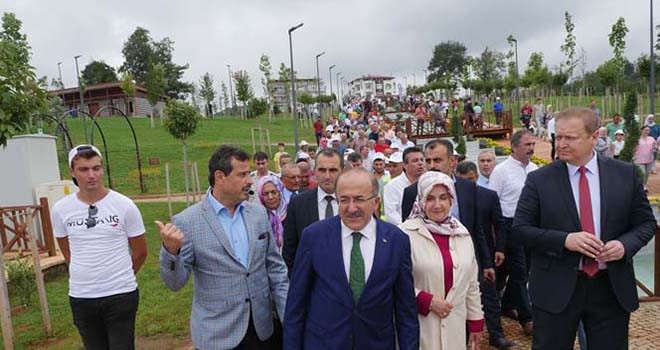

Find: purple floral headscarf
<box><xmin>257</xmin><ymin>175</ymin><xmax>287</xmax><ymax>247</ymax></box>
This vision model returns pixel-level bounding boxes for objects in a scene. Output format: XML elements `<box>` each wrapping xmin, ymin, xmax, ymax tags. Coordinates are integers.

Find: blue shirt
<box><xmin>207</xmin><ymin>193</ymin><xmax>250</xmax><ymax>268</ymax></box>
<box><xmin>493</xmin><ymin>102</ymin><xmax>503</xmax><ymax>112</ymax></box>
<box><xmin>477</xmin><ymin>174</ymin><xmax>490</xmax><ymax>188</ymax></box>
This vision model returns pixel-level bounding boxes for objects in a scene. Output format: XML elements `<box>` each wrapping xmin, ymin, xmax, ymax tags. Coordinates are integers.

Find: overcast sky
<box><xmin>5</xmin><ymin>0</ymin><xmax>657</xmax><ymax>97</ymax></box>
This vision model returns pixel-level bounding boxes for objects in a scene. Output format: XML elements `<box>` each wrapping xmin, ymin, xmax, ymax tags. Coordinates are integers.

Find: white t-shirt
<box><xmin>51</xmin><ymin>190</ymin><xmax>145</xmax><ymax>298</ymax></box>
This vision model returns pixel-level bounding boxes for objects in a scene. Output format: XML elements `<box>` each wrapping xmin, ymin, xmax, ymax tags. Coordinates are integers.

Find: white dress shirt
<box><xmin>317</xmin><ymin>187</ymin><xmax>338</xmax><ymax>220</ymax></box>
<box><xmin>489</xmin><ymin>156</ymin><xmax>538</xmax><ymax>218</ymax></box>
<box><xmin>341</xmin><ymin>217</ymin><xmax>377</xmax><ymax>282</ymax></box>
<box><xmin>383</xmin><ymin>172</ymin><xmax>413</xmax><ymax>225</ymax></box>
<box><xmin>566</xmin><ymin>152</ymin><xmax>605</xmax><ymax>269</ymax></box>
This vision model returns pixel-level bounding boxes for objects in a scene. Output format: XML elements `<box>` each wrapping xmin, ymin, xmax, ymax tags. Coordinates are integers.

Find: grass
<box><xmin>36</xmin><ymin>114</ymin><xmax>316</xmax><ymax>196</ymax></box>
<box><xmin>1</xmin><ymin>202</ymin><xmax>192</xmax><ymax>350</ymax></box>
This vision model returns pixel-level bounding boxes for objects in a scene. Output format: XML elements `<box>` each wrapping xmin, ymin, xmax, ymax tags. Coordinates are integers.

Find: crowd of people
<box><xmin>50</xmin><ymin>101</ymin><xmax>656</xmax><ymax>350</ymax></box>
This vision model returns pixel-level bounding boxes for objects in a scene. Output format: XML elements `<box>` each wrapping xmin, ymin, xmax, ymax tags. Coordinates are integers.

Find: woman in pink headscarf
<box><xmin>398</xmin><ymin>171</ymin><xmax>483</xmax><ymax>350</ymax></box>
<box><xmin>256</xmin><ymin>175</ymin><xmax>287</xmax><ymax>252</ymax></box>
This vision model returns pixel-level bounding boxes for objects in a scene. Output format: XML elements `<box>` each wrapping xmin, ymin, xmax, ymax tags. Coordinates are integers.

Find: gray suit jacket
<box><xmin>160</xmin><ymin>195</ymin><xmax>289</xmax><ymax>350</ymax></box>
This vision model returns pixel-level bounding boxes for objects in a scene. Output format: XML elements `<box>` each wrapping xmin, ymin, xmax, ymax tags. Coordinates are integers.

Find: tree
<box><xmin>232</xmin><ymin>70</ymin><xmax>253</xmax><ymax>119</ymax></box>
<box><xmin>198</xmin><ymin>73</ymin><xmax>216</xmax><ymax>117</ymax></box>
<box><xmin>0</xmin><ymin>12</ymin><xmax>47</xmax><ymax>147</ymax></box>
<box><xmin>473</xmin><ymin>47</ymin><xmax>506</xmax><ymax>96</ymax></box>
<box><xmin>450</xmin><ymin>115</ymin><xmax>466</xmax><ymax>155</ymax></box>
<box><xmin>145</xmin><ymin>63</ymin><xmax>166</xmax><ymax>126</ymax></box>
<box><xmin>608</xmin><ymin>17</ymin><xmax>629</xmax><ymax>89</ymax></box>
<box><xmin>119</xmin><ymin>26</ymin><xmax>192</xmax><ymax>99</ymax></box>
<box><xmin>259</xmin><ymin>54</ymin><xmax>274</xmax><ymax>121</ymax></box>
<box><xmin>163</xmin><ymin>100</ymin><xmax>200</xmax><ymax>206</ymax></box>
<box><xmin>522</xmin><ymin>52</ymin><xmax>552</xmax><ymax>89</ymax></box>
<box><xmin>427</xmin><ymin>41</ymin><xmax>469</xmax><ymax>95</ymax></box>
<box><xmin>119</xmin><ymin>72</ymin><xmax>136</xmax><ymax>115</ymax></box>
<box><xmin>560</xmin><ymin>11</ymin><xmax>577</xmax><ymax>80</ymax></box>
<box><xmin>220</xmin><ymin>81</ymin><xmax>229</xmax><ymax>115</ymax></box>
<box><xmin>619</xmin><ymin>92</ymin><xmax>639</xmax><ymax>162</ymax></box>
<box><xmin>81</xmin><ymin>60</ymin><xmax>118</xmax><ymax>85</ymax></box>
<box><xmin>298</xmin><ymin>92</ymin><xmax>316</xmax><ymax>118</ymax></box>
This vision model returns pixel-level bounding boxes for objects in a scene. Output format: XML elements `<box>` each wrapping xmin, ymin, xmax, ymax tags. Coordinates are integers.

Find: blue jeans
<box><xmin>69</xmin><ymin>289</ymin><xmax>139</xmax><ymax>350</ymax></box>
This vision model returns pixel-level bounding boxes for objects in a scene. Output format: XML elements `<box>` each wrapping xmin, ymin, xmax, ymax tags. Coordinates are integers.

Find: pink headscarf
<box><xmin>256</xmin><ymin>175</ymin><xmax>287</xmax><ymax>247</ymax></box>
<box><xmin>409</xmin><ymin>172</ymin><xmax>470</xmax><ymax>236</ymax></box>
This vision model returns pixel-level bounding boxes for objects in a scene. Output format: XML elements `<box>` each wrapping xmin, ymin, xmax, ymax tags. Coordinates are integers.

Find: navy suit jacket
<box><xmin>282</xmin><ymin>188</ymin><xmax>320</xmax><ymax>271</ymax></box>
<box><xmin>476</xmin><ymin>185</ymin><xmax>507</xmax><ymax>254</ymax></box>
<box><xmin>401</xmin><ymin>176</ymin><xmax>492</xmax><ymax>269</ymax></box>
<box><xmin>512</xmin><ymin>157</ymin><xmax>655</xmax><ymax>313</ymax></box>
<box><xmin>283</xmin><ymin>216</ymin><xmax>419</xmax><ymax>350</ymax></box>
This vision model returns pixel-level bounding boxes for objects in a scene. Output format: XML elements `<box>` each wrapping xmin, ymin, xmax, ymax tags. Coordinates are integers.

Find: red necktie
<box><xmin>578</xmin><ymin>166</ymin><xmax>599</xmax><ymax>276</ymax></box>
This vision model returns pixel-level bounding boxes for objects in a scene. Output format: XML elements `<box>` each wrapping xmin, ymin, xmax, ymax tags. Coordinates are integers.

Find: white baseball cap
<box><xmin>388</xmin><ymin>152</ymin><xmax>403</xmax><ymax>163</ymax></box>
<box><xmin>373</xmin><ymin>152</ymin><xmax>386</xmax><ymax>161</ymax></box>
<box><xmin>68</xmin><ymin>144</ymin><xmax>102</xmax><ymax>167</ymax></box>
<box><xmin>300</xmin><ymin>140</ymin><xmax>308</xmax><ymax>147</ymax></box>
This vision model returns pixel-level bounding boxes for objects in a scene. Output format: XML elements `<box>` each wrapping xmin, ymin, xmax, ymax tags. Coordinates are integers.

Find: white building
<box><xmin>349</xmin><ymin>75</ymin><xmax>397</xmax><ymax>99</ymax></box>
<box><xmin>270</xmin><ymin>78</ymin><xmax>326</xmax><ymax>112</ymax></box>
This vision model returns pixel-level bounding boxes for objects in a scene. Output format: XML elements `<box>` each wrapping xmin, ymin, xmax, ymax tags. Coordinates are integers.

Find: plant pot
<box><xmin>479</xmin><ymin>140</ymin><xmax>487</xmax><ymax>149</ymax></box>
<box><xmin>495</xmin><ymin>146</ymin><xmax>505</xmax><ymax>156</ymax></box>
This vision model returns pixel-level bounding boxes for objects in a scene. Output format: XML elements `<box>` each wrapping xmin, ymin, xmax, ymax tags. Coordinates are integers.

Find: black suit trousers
<box><xmin>532</xmin><ymin>272</ymin><xmax>629</xmax><ymax>350</ymax></box>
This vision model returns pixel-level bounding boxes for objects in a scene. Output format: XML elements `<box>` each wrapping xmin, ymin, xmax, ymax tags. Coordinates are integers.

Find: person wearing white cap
<box><xmin>296</xmin><ymin>140</ymin><xmax>310</xmax><ymax>162</ymax></box>
<box><xmin>51</xmin><ymin>145</ymin><xmax>147</xmax><ymax>349</ymax></box>
<box><xmin>387</xmin><ymin>151</ymin><xmax>405</xmax><ymax>179</ymax></box>
<box><xmin>612</xmin><ymin>129</ymin><xmax>625</xmax><ymax>159</ymax></box>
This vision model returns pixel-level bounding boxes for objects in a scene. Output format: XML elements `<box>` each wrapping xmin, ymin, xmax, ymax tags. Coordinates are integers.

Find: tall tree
<box><xmin>0</xmin><ymin>12</ymin><xmax>47</xmax><ymax>147</ymax></box>
<box><xmin>473</xmin><ymin>47</ymin><xmax>506</xmax><ymax>95</ymax></box>
<box><xmin>220</xmin><ymin>81</ymin><xmax>229</xmax><ymax>115</ymax></box>
<box><xmin>560</xmin><ymin>11</ymin><xmax>577</xmax><ymax>80</ymax></box>
<box><xmin>427</xmin><ymin>41</ymin><xmax>469</xmax><ymax>95</ymax></box>
<box><xmin>233</xmin><ymin>70</ymin><xmax>253</xmax><ymax>119</ymax></box>
<box><xmin>81</xmin><ymin>60</ymin><xmax>118</xmax><ymax>85</ymax></box>
<box><xmin>608</xmin><ymin>17</ymin><xmax>629</xmax><ymax>89</ymax></box>
<box><xmin>145</xmin><ymin>63</ymin><xmax>166</xmax><ymax>126</ymax></box>
<box><xmin>198</xmin><ymin>73</ymin><xmax>216</xmax><ymax>117</ymax></box>
<box><xmin>163</xmin><ymin>100</ymin><xmax>200</xmax><ymax>206</ymax></box>
<box><xmin>259</xmin><ymin>54</ymin><xmax>274</xmax><ymax>121</ymax></box>
<box><xmin>119</xmin><ymin>27</ymin><xmax>192</xmax><ymax>99</ymax></box>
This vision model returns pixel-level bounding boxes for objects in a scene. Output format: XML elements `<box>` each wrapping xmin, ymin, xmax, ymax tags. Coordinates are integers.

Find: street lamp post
<box><xmin>57</xmin><ymin>62</ymin><xmax>63</xmax><ymax>88</ymax></box>
<box><xmin>511</xmin><ymin>37</ymin><xmax>521</xmax><ymax>119</ymax></box>
<box><xmin>289</xmin><ymin>22</ymin><xmax>304</xmax><ymax>153</ymax></box>
<box><xmin>315</xmin><ymin>52</ymin><xmax>325</xmax><ymax>97</ymax></box>
<box><xmin>329</xmin><ymin>64</ymin><xmax>336</xmax><ymax>114</ymax></box>
<box><xmin>412</xmin><ymin>73</ymin><xmax>416</xmax><ymax>87</ymax></box>
<box><xmin>74</xmin><ymin>55</ymin><xmax>88</xmax><ymax>142</ymax></box>
<box><xmin>336</xmin><ymin>72</ymin><xmax>342</xmax><ymax>108</ymax></box>
<box><xmin>651</xmin><ymin>0</ymin><xmax>656</xmax><ymax>114</ymax></box>
<box><xmin>226</xmin><ymin>64</ymin><xmax>234</xmax><ymax>111</ymax></box>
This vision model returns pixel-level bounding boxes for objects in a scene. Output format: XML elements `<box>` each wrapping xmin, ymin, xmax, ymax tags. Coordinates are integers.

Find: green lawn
<box><xmin>1</xmin><ymin>202</ymin><xmax>193</xmax><ymax>349</ymax></box>
<box><xmin>37</xmin><ymin>114</ymin><xmax>316</xmax><ymax>196</ymax></box>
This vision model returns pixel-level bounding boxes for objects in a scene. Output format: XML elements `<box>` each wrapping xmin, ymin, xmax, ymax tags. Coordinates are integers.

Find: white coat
<box><xmin>399</xmin><ymin>218</ymin><xmax>483</xmax><ymax>350</ymax></box>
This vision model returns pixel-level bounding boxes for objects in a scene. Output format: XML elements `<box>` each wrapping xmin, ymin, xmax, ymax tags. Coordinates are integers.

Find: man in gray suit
<box><xmin>157</xmin><ymin>145</ymin><xmax>289</xmax><ymax>350</ymax></box>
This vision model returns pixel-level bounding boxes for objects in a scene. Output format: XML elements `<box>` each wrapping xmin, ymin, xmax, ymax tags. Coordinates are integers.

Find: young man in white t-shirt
<box><xmin>51</xmin><ymin>144</ymin><xmax>147</xmax><ymax>350</ymax></box>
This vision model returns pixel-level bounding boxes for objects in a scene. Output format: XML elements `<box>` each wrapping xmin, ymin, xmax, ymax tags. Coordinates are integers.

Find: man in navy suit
<box><xmin>513</xmin><ymin>107</ymin><xmax>655</xmax><ymax>349</ymax></box>
<box><xmin>283</xmin><ymin>168</ymin><xmax>419</xmax><ymax>349</ymax></box>
<box><xmin>282</xmin><ymin>149</ymin><xmax>343</xmax><ymax>271</ymax></box>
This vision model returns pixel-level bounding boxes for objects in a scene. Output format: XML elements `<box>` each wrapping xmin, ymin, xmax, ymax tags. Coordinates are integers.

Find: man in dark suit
<box><xmin>282</xmin><ymin>149</ymin><xmax>343</xmax><ymax>271</ymax></box>
<box><xmin>456</xmin><ymin>161</ymin><xmax>514</xmax><ymax>349</ymax></box>
<box><xmin>401</xmin><ymin>139</ymin><xmax>492</xmax><ymax>279</ymax></box>
<box><xmin>513</xmin><ymin>107</ymin><xmax>655</xmax><ymax>350</ymax></box>
<box><xmin>283</xmin><ymin>168</ymin><xmax>419</xmax><ymax>349</ymax></box>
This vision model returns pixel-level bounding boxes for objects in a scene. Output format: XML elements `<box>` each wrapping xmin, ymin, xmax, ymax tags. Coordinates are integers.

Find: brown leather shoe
<box><xmin>522</xmin><ymin>321</ymin><xmax>534</xmax><ymax>336</ymax></box>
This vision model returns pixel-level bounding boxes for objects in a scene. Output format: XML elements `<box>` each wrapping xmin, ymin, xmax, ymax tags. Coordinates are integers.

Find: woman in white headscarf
<box><xmin>398</xmin><ymin>172</ymin><xmax>483</xmax><ymax>350</ymax></box>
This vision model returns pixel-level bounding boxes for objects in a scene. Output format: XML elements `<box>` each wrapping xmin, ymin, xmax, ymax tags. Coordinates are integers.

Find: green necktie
<box><xmin>349</xmin><ymin>232</ymin><xmax>365</xmax><ymax>303</ymax></box>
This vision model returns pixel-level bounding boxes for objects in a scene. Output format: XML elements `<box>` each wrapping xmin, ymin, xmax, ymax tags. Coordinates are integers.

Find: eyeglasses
<box><xmin>85</xmin><ymin>205</ymin><xmax>98</xmax><ymax>229</ymax></box>
<box><xmin>338</xmin><ymin>195</ymin><xmax>377</xmax><ymax>206</ymax></box>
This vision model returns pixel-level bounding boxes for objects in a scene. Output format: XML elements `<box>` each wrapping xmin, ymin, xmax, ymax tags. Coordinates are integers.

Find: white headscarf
<box><xmin>409</xmin><ymin>172</ymin><xmax>470</xmax><ymax>236</ymax></box>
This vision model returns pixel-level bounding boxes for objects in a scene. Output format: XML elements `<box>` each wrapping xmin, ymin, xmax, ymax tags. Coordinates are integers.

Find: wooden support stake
<box><xmin>26</xmin><ymin>211</ymin><xmax>52</xmax><ymax>336</ymax></box>
<box><xmin>165</xmin><ymin>163</ymin><xmax>173</xmax><ymax>221</ymax></box>
<box><xmin>0</xmin><ymin>241</ymin><xmax>14</xmax><ymax>350</ymax></box>
<box><xmin>194</xmin><ymin>162</ymin><xmax>202</xmax><ymax>198</ymax></box>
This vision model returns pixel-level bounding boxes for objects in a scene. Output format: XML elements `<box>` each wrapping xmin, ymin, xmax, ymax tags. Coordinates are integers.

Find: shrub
<box><xmin>6</xmin><ymin>257</ymin><xmax>36</xmax><ymax>306</ymax></box>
